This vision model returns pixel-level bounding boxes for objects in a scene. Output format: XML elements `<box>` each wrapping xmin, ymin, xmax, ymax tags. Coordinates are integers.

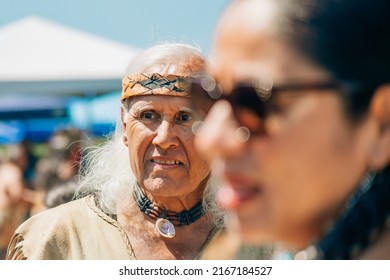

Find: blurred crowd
<box><xmin>0</xmin><ymin>128</ymin><xmax>85</xmax><ymax>259</ymax></box>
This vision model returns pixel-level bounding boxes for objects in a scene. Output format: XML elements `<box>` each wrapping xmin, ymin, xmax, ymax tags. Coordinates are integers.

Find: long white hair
<box><xmin>75</xmin><ymin>43</ymin><xmax>224</xmax><ymax>227</ymax></box>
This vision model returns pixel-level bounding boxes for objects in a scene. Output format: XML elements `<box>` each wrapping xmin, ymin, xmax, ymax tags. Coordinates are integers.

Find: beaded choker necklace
<box><xmin>133</xmin><ymin>183</ymin><xmax>205</xmax><ymax>238</ymax></box>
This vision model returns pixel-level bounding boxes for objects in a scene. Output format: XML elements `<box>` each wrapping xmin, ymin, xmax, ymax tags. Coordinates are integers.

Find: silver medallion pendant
<box><xmin>155</xmin><ymin>218</ymin><xmax>176</xmax><ymax>238</ymax></box>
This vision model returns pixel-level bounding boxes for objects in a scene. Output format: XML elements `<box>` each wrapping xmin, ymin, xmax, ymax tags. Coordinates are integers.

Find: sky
<box><xmin>0</xmin><ymin>0</ymin><xmax>231</xmax><ymax>55</ymax></box>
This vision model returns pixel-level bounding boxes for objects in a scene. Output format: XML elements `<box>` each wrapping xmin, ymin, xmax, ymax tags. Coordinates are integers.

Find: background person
<box><xmin>34</xmin><ymin>128</ymin><xmax>83</xmax><ymax>210</ymax></box>
<box><xmin>0</xmin><ymin>144</ymin><xmax>35</xmax><ymax>259</ymax></box>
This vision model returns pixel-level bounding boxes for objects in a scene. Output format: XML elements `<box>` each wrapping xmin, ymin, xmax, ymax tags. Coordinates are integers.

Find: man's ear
<box><xmin>368</xmin><ymin>84</ymin><xmax>390</xmax><ymax>171</ymax></box>
<box><xmin>121</xmin><ymin>106</ymin><xmax>129</xmax><ymax>147</ymax></box>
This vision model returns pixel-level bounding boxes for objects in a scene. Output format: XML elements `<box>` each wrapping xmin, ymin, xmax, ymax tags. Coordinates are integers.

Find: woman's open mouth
<box><xmin>217</xmin><ymin>175</ymin><xmax>263</xmax><ymax>209</ymax></box>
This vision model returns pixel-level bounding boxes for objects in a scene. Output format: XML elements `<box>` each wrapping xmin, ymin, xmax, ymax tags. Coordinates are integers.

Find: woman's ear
<box><xmin>121</xmin><ymin>106</ymin><xmax>129</xmax><ymax>147</ymax></box>
<box><xmin>368</xmin><ymin>84</ymin><xmax>390</xmax><ymax>171</ymax></box>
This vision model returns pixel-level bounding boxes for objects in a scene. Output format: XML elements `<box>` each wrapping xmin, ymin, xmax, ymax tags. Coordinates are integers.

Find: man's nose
<box><xmin>152</xmin><ymin>120</ymin><xmax>180</xmax><ymax>150</ymax></box>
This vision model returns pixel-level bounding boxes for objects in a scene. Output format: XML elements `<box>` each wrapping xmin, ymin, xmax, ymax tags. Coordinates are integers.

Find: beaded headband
<box><xmin>121</xmin><ymin>73</ymin><xmax>190</xmax><ymax>103</ymax></box>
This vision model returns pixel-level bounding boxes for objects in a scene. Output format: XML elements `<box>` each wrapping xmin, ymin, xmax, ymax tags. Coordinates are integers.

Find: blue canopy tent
<box><xmin>0</xmin><ymin>93</ymin><xmax>122</xmax><ymax>143</ymax></box>
<box><xmin>68</xmin><ymin>91</ymin><xmax>121</xmax><ymax>137</ymax></box>
<box><xmin>0</xmin><ymin>95</ymin><xmax>71</xmax><ymax>143</ymax></box>
<box><xmin>0</xmin><ymin>121</ymin><xmax>26</xmax><ymax>144</ymax></box>
<box><xmin>0</xmin><ymin>92</ymin><xmax>122</xmax><ymax>143</ymax></box>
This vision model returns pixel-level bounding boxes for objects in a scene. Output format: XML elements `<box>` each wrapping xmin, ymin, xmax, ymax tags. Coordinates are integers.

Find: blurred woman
<box><xmin>194</xmin><ymin>0</ymin><xmax>390</xmax><ymax>259</ymax></box>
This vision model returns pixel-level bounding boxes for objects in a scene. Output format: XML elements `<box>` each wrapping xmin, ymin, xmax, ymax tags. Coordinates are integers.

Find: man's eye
<box><xmin>140</xmin><ymin>111</ymin><xmax>159</xmax><ymax>121</ymax></box>
<box><xmin>176</xmin><ymin>112</ymin><xmax>192</xmax><ymax>122</ymax></box>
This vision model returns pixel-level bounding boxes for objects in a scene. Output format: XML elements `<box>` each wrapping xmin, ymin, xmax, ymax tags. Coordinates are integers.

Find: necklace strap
<box><xmin>133</xmin><ymin>183</ymin><xmax>205</xmax><ymax>226</ymax></box>
<box><xmin>294</xmin><ymin>168</ymin><xmax>390</xmax><ymax>259</ymax></box>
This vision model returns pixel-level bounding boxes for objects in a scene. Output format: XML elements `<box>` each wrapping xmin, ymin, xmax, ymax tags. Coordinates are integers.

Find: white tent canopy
<box><xmin>0</xmin><ymin>16</ymin><xmax>138</xmax><ymax>96</ymax></box>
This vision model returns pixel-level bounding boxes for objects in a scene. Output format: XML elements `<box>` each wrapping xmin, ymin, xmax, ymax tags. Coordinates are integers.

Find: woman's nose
<box><xmin>195</xmin><ymin>100</ymin><xmax>246</xmax><ymax>162</ymax></box>
<box><xmin>152</xmin><ymin>120</ymin><xmax>180</xmax><ymax>150</ymax></box>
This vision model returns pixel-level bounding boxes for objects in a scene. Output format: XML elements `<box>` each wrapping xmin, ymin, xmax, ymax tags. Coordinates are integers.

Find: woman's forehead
<box><xmin>212</xmin><ymin>31</ymin><xmax>330</xmax><ymax>87</ymax></box>
<box><xmin>213</xmin><ymin>0</ymin><xmax>335</xmax><ymax>86</ymax></box>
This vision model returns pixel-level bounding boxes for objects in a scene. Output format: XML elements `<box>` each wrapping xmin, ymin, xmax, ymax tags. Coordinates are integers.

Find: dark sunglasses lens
<box><xmin>230</xmin><ymin>86</ymin><xmax>267</xmax><ymax>118</ymax></box>
<box><xmin>228</xmin><ymin>86</ymin><xmax>267</xmax><ymax>134</ymax></box>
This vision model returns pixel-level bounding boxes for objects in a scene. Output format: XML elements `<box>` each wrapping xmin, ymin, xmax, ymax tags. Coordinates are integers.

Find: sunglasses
<box><xmin>188</xmin><ymin>75</ymin><xmax>345</xmax><ymax>134</ymax></box>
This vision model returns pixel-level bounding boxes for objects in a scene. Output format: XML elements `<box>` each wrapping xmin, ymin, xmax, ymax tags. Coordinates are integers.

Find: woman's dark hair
<box><xmin>277</xmin><ymin>0</ymin><xmax>390</xmax><ymax>119</ymax></box>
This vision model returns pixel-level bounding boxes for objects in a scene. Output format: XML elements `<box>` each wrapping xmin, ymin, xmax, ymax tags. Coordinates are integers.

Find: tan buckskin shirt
<box><xmin>7</xmin><ymin>196</ymin><xmax>220</xmax><ymax>260</ymax></box>
<box><xmin>7</xmin><ymin>196</ymin><xmax>134</xmax><ymax>259</ymax></box>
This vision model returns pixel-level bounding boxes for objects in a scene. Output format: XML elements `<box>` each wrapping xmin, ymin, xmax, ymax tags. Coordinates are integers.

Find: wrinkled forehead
<box><xmin>122</xmin><ymin>93</ymin><xmax>197</xmax><ymax>118</ymax></box>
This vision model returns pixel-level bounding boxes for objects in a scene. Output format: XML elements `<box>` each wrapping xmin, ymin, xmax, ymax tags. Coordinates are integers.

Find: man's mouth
<box><xmin>151</xmin><ymin>158</ymin><xmax>184</xmax><ymax>165</ymax></box>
